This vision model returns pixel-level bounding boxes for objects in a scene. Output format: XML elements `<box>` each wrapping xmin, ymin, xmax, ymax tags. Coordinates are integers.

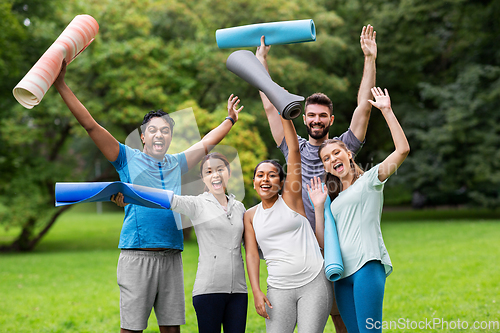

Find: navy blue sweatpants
<box><xmin>192</xmin><ymin>293</ymin><xmax>247</xmax><ymax>333</ymax></box>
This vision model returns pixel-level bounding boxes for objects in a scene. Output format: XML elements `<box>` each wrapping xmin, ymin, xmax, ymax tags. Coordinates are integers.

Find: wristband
<box><xmin>225</xmin><ymin>116</ymin><xmax>235</xmax><ymax>125</ymax></box>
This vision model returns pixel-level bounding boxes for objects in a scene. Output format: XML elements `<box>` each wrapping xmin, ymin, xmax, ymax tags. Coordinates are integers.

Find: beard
<box><xmin>306</xmin><ymin>122</ymin><xmax>330</xmax><ymax>139</ymax></box>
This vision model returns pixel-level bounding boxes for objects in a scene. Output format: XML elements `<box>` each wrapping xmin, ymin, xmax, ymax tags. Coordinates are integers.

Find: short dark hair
<box><xmin>253</xmin><ymin>160</ymin><xmax>285</xmax><ymax>182</ymax></box>
<box><xmin>305</xmin><ymin>92</ymin><xmax>333</xmax><ymax>115</ymax></box>
<box><xmin>140</xmin><ymin>109</ymin><xmax>175</xmax><ymax>134</ymax></box>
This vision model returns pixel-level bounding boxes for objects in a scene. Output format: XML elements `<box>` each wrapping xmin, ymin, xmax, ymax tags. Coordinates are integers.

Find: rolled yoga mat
<box><xmin>13</xmin><ymin>14</ymin><xmax>99</xmax><ymax>109</ymax></box>
<box><xmin>55</xmin><ymin>182</ymin><xmax>173</xmax><ymax>209</ymax></box>
<box><xmin>226</xmin><ymin>50</ymin><xmax>304</xmax><ymax>119</ymax></box>
<box><xmin>216</xmin><ymin>19</ymin><xmax>316</xmax><ymax>48</ymax></box>
<box><xmin>323</xmin><ymin>195</ymin><xmax>344</xmax><ymax>281</ymax></box>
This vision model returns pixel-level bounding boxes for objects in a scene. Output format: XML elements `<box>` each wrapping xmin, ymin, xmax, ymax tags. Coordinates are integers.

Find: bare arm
<box><xmin>54</xmin><ymin>61</ymin><xmax>120</xmax><ymax>162</ymax></box>
<box><xmin>256</xmin><ymin>36</ymin><xmax>284</xmax><ymax>146</ymax></box>
<box><xmin>368</xmin><ymin>88</ymin><xmax>410</xmax><ymax>181</ymax></box>
<box><xmin>350</xmin><ymin>25</ymin><xmax>377</xmax><ymax>143</ymax></box>
<box><xmin>280</xmin><ymin>117</ymin><xmax>306</xmax><ymax>216</ymax></box>
<box><xmin>307</xmin><ymin>177</ymin><xmax>327</xmax><ymax>248</ymax></box>
<box><xmin>244</xmin><ymin>208</ymin><xmax>272</xmax><ymax>319</ymax></box>
<box><xmin>183</xmin><ymin>94</ymin><xmax>243</xmax><ymax>169</ymax></box>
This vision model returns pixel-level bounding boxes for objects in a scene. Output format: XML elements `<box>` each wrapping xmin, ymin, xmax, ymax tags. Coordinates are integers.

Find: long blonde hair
<box><xmin>318</xmin><ymin>139</ymin><xmax>364</xmax><ymax>201</ymax></box>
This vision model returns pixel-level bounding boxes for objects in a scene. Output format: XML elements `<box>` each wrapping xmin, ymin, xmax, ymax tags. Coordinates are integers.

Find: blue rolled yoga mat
<box><xmin>323</xmin><ymin>195</ymin><xmax>344</xmax><ymax>281</ymax></box>
<box><xmin>216</xmin><ymin>19</ymin><xmax>316</xmax><ymax>49</ymax></box>
<box><xmin>55</xmin><ymin>182</ymin><xmax>173</xmax><ymax>209</ymax></box>
<box><xmin>308</xmin><ymin>187</ymin><xmax>344</xmax><ymax>281</ymax></box>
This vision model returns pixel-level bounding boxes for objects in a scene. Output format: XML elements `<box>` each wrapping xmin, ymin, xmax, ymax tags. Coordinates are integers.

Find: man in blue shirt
<box><xmin>54</xmin><ymin>60</ymin><xmax>243</xmax><ymax>333</ymax></box>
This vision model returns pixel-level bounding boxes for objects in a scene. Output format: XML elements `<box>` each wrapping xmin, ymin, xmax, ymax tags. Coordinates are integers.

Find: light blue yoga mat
<box><xmin>55</xmin><ymin>182</ymin><xmax>173</xmax><ymax>209</ymax></box>
<box><xmin>216</xmin><ymin>19</ymin><xmax>316</xmax><ymax>49</ymax></box>
<box><xmin>323</xmin><ymin>195</ymin><xmax>344</xmax><ymax>281</ymax></box>
<box><xmin>308</xmin><ymin>186</ymin><xmax>344</xmax><ymax>281</ymax></box>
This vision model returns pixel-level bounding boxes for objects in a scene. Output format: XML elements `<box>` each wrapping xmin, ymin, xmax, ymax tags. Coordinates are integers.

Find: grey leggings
<box><xmin>265</xmin><ymin>271</ymin><xmax>333</xmax><ymax>333</ymax></box>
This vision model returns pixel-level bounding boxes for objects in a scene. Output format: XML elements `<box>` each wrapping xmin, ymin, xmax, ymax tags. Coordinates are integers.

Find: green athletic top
<box><xmin>329</xmin><ymin>164</ymin><xmax>393</xmax><ymax>279</ymax></box>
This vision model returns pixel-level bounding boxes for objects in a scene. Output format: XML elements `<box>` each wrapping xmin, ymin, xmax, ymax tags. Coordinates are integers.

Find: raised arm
<box><xmin>280</xmin><ymin>117</ymin><xmax>306</xmax><ymax>216</ymax></box>
<box><xmin>349</xmin><ymin>25</ymin><xmax>377</xmax><ymax>142</ymax></box>
<box><xmin>244</xmin><ymin>208</ymin><xmax>272</xmax><ymax>319</ymax></box>
<box><xmin>256</xmin><ymin>36</ymin><xmax>284</xmax><ymax>146</ymax></box>
<box><xmin>368</xmin><ymin>88</ymin><xmax>410</xmax><ymax>182</ymax></box>
<box><xmin>54</xmin><ymin>60</ymin><xmax>120</xmax><ymax>162</ymax></box>
<box><xmin>183</xmin><ymin>94</ymin><xmax>243</xmax><ymax>169</ymax></box>
<box><xmin>307</xmin><ymin>177</ymin><xmax>328</xmax><ymax>248</ymax></box>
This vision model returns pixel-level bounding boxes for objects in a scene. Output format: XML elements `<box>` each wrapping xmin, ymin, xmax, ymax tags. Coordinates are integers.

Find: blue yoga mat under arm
<box><xmin>55</xmin><ymin>182</ymin><xmax>173</xmax><ymax>209</ymax></box>
<box><xmin>323</xmin><ymin>195</ymin><xmax>344</xmax><ymax>281</ymax></box>
<box><xmin>308</xmin><ymin>187</ymin><xmax>344</xmax><ymax>281</ymax></box>
<box><xmin>216</xmin><ymin>19</ymin><xmax>316</xmax><ymax>49</ymax></box>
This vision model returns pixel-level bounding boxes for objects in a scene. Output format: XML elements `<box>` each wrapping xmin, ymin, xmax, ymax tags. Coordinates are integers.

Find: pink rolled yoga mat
<box><xmin>13</xmin><ymin>15</ymin><xmax>99</xmax><ymax>109</ymax></box>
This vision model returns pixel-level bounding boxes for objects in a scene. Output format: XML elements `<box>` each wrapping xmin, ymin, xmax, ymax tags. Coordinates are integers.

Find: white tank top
<box><xmin>253</xmin><ymin>196</ymin><xmax>324</xmax><ymax>289</ymax></box>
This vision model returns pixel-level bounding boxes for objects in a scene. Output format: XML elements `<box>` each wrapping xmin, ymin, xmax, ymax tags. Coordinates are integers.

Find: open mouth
<box><xmin>212</xmin><ymin>180</ymin><xmax>223</xmax><ymax>190</ymax></box>
<box><xmin>260</xmin><ymin>184</ymin><xmax>272</xmax><ymax>191</ymax></box>
<box><xmin>333</xmin><ymin>162</ymin><xmax>344</xmax><ymax>173</ymax></box>
<box><xmin>310</xmin><ymin>123</ymin><xmax>324</xmax><ymax>130</ymax></box>
<box><xmin>153</xmin><ymin>141</ymin><xmax>164</xmax><ymax>150</ymax></box>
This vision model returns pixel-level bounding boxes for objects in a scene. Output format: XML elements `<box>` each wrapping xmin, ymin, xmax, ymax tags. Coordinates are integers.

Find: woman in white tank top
<box><xmin>243</xmin><ymin>114</ymin><xmax>333</xmax><ymax>332</ymax></box>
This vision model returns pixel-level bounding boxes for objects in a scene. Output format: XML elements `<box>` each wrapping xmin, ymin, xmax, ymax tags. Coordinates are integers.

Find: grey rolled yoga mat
<box><xmin>226</xmin><ymin>50</ymin><xmax>304</xmax><ymax>119</ymax></box>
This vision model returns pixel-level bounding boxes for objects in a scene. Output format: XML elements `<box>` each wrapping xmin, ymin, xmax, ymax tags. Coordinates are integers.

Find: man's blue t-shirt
<box><xmin>111</xmin><ymin>143</ymin><xmax>188</xmax><ymax>250</ymax></box>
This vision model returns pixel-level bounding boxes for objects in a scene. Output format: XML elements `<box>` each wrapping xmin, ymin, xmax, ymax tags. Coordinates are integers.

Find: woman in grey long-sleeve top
<box><xmin>112</xmin><ymin>152</ymin><xmax>247</xmax><ymax>333</ymax></box>
<box><xmin>170</xmin><ymin>152</ymin><xmax>247</xmax><ymax>333</ymax></box>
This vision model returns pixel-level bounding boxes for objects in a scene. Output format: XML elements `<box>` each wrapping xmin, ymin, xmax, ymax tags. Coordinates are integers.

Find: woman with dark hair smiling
<box><xmin>243</xmin><ymin>112</ymin><xmax>333</xmax><ymax>332</ymax></box>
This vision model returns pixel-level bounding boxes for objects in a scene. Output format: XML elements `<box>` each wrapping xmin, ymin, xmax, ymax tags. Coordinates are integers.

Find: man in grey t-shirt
<box><xmin>255</xmin><ymin>25</ymin><xmax>378</xmax><ymax>333</ymax></box>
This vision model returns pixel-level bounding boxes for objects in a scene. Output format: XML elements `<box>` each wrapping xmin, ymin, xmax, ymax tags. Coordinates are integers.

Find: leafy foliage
<box><xmin>1</xmin><ymin>0</ymin><xmax>499</xmax><ymax>251</ymax></box>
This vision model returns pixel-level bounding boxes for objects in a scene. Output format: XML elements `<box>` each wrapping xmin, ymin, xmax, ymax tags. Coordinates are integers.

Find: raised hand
<box><xmin>227</xmin><ymin>94</ymin><xmax>244</xmax><ymax>123</ymax></box>
<box><xmin>368</xmin><ymin>87</ymin><xmax>391</xmax><ymax>111</ymax></box>
<box><xmin>360</xmin><ymin>24</ymin><xmax>377</xmax><ymax>59</ymax></box>
<box><xmin>307</xmin><ymin>176</ymin><xmax>327</xmax><ymax>209</ymax></box>
<box><xmin>255</xmin><ymin>35</ymin><xmax>271</xmax><ymax>65</ymax></box>
<box><xmin>54</xmin><ymin>59</ymin><xmax>67</xmax><ymax>88</ymax></box>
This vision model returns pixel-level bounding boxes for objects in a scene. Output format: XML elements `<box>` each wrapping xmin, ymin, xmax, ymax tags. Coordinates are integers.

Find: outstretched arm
<box><xmin>280</xmin><ymin>117</ymin><xmax>306</xmax><ymax>217</ymax></box>
<box><xmin>183</xmin><ymin>94</ymin><xmax>243</xmax><ymax>169</ymax></box>
<box><xmin>349</xmin><ymin>25</ymin><xmax>377</xmax><ymax>142</ymax></box>
<box><xmin>54</xmin><ymin>60</ymin><xmax>120</xmax><ymax>162</ymax></box>
<box><xmin>244</xmin><ymin>209</ymin><xmax>272</xmax><ymax>319</ymax></box>
<box><xmin>256</xmin><ymin>36</ymin><xmax>284</xmax><ymax>146</ymax></box>
<box><xmin>368</xmin><ymin>88</ymin><xmax>410</xmax><ymax>181</ymax></box>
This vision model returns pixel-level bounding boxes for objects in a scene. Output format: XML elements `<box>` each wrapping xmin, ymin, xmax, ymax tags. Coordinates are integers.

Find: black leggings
<box><xmin>192</xmin><ymin>293</ymin><xmax>248</xmax><ymax>333</ymax></box>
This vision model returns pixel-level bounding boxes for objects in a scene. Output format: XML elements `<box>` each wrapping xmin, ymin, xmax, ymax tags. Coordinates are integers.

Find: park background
<box><xmin>1</xmin><ymin>0</ymin><xmax>499</xmax><ymax>331</ymax></box>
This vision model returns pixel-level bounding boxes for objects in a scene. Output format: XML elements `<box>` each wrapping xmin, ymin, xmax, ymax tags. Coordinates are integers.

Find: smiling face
<box><xmin>319</xmin><ymin>142</ymin><xmax>353</xmax><ymax>179</ymax></box>
<box><xmin>303</xmin><ymin>104</ymin><xmax>334</xmax><ymax>140</ymax></box>
<box><xmin>253</xmin><ymin>162</ymin><xmax>283</xmax><ymax>200</ymax></box>
<box><xmin>201</xmin><ymin>158</ymin><xmax>230</xmax><ymax>195</ymax></box>
<box><xmin>141</xmin><ymin>117</ymin><xmax>173</xmax><ymax>160</ymax></box>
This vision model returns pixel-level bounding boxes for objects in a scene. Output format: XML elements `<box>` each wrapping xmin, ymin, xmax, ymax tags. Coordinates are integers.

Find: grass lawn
<box><xmin>1</xmin><ymin>206</ymin><xmax>499</xmax><ymax>332</ymax></box>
